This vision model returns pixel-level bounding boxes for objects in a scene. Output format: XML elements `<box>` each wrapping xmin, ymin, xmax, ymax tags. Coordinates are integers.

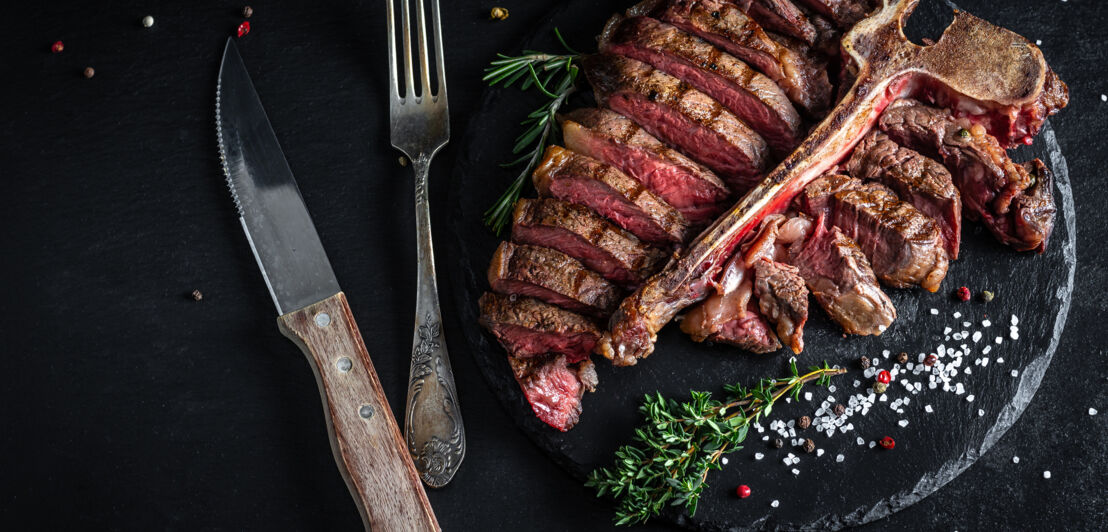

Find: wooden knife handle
<box><xmin>278</xmin><ymin>292</ymin><xmax>440</xmax><ymax>531</ymax></box>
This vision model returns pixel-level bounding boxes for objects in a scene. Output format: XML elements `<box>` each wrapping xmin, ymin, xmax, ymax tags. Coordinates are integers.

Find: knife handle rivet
<box><xmin>359</xmin><ymin>404</ymin><xmax>375</xmax><ymax>420</ymax></box>
<box><xmin>314</xmin><ymin>312</ymin><xmax>331</xmax><ymax>328</ymax></box>
<box><xmin>336</xmin><ymin>356</ymin><xmax>352</xmax><ymax>373</ymax></box>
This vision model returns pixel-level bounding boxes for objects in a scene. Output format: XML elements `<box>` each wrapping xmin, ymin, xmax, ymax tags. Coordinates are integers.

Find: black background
<box><xmin>1</xmin><ymin>1</ymin><xmax>1105</xmax><ymax>530</ymax></box>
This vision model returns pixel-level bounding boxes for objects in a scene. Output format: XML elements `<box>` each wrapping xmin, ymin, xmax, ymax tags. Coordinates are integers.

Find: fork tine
<box><xmin>429</xmin><ymin>0</ymin><xmax>446</xmax><ymax>99</ymax></box>
<box><xmin>386</xmin><ymin>0</ymin><xmax>399</xmax><ymax>100</ymax></box>
<box><xmin>413</xmin><ymin>0</ymin><xmax>432</xmax><ymax>99</ymax></box>
<box><xmin>400</xmin><ymin>0</ymin><xmax>416</xmax><ymax>98</ymax></box>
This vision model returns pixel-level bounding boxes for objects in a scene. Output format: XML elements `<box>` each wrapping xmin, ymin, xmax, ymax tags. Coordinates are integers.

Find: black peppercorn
<box><xmin>83</xmin><ymin>67</ymin><xmax>95</xmax><ymax>79</ymax></box>
<box><xmin>833</xmin><ymin>403</ymin><xmax>845</xmax><ymax>417</ymax></box>
<box><xmin>772</xmin><ymin>438</ymin><xmax>784</xmax><ymax>449</ymax></box>
<box><xmin>802</xmin><ymin>438</ymin><xmax>816</xmax><ymax>453</ymax></box>
<box><xmin>859</xmin><ymin>356</ymin><xmax>871</xmax><ymax>369</ymax></box>
<box><xmin>897</xmin><ymin>352</ymin><xmax>909</xmax><ymax>365</ymax></box>
<box><xmin>797</xmin><ymin>415</ymin><xmax>811</xmax><ymax>430</ymax></box>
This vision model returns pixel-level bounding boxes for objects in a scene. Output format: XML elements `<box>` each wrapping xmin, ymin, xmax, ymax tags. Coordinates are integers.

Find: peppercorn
<box><xmin>736</xmin><ymin>484</ymin><xmax>751</xmax><ymax>499</ymax></box>
<box><xmin>879</xmin><ymin>436</ymin><xmax>895</xmax><ymax>449</ymax></box>
<box><xmin>772</xmin><ymin>438</ymin><xmax>784</xmax><ymax>449</ymax></box>
<box><xmin>859</xmin><ymin>356</ymin><xmax>871</xmax><ymax>369</ymax></box>
<box><xmin>897</xmin><ymin>352</ymin><xmax>909</xmax><ymax>365</ymax></box>
<box><xmin>83</xmin><ymin>67</ymin><xmax>95</xmax><ymax>79</ymax></box>
<box><xmin>490</xmin><ymin>6</ymin><xmax>509</xmax><ymax>20</ymax></box>
<box><xmin>981</xmin><ymin>290</ymin><xmax>995</xmax><ymax>302</ymax></box>
<box><xmin>243</xmin><ymin>5</ymin><xmax>254</xmax><ymax>18</ymax></box>
<box><xmin>142</xmin><ymin>15</ymin><xmax>154</xmax><ymax>28</ymax></box>
<box><xmin>833</xmin><ymin>403</ymin><xmax>845</xmax><ymax>417</ymax></box>
<box><xmin>797</xmin><ymin>415</ymin><xmax>811</xmax><ymax>430</ymax></box>
<box><xmin>51</xmin><ymin>40</ymin><xmax>64</xmax><ymax>53</ymax></box>
<box><xmin>924</xmin><ymin>354</ymin><xmax>937</xmax><ymax>367</ymax></box>
<box><xmin>802</xmin><ymin>438</ymin><xmax>816</xmax><ymax>453</ymax></box>
<box><xmin>191</xmin><ymin>289</ymin><xmax>203</xmax><ymax>301</ymax></box>
<box><xmin>876</xmin><ymin>370</ymin><xmax>891</xmax><ymax>384</ymax></box>
<box><xmin>955</xmin><ymin>286</ymin><xmax>971</xmax><ymax>301</ymax></box>
<box><xmin>237</xmin><ymin>21</ymin><xmax>251</xmax><ymax>38</ymax></box>
<box><xmin>873</xmin><ymin>381</ymin><xmax>888</xmax><ymax>394</ymax></box>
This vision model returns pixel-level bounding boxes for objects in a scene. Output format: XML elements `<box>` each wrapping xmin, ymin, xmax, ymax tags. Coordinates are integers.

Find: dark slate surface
<box><xmin>0</xmin><ymin>1</ymin><xmax>1104</xmax><ymax>530</ymax></box>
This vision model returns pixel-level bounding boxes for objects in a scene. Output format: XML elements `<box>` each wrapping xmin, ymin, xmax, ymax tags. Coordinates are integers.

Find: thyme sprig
<box><xmin>586</xmin><ymin>361</ymin><xmax>846</xmax><ymax>526</ymax></box>
<box><xmin>481</xmin><ymin>28</ymin><xmax>581</xmax><ymax>234</ymax></box>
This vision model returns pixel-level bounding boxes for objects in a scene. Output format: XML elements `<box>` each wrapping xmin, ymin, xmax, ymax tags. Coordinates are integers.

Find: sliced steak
<box><xmin>478</xmin><ymin>292</ymin><xmax>601</xmax><ymax>363</ymax></box>
<box><xmin>736</xmin><ymin>0</ymin><xmax>819</xmax><ymax>45</ymax></box>
<box><xmin>561</xmin><ymin>109</ymin><xmax>729</xmax><ymax>225</ymax></box>
<box><xmin>789</xmin><ymin>220</ymin><xmax>895</xmax><ymax>335</ymax></box>
<box><xmin>879</xmin><ymin>99</ymin><xmax>1056</xmax><ymax>252</ymax></box>
<box><xmin>846</xmin><ymin>129</ymin><xmax>962</xmax><ymax>258</ymax></box>
<box><xmin>511</xmin><ymin>198</ymin><xmax>666</xmax><ymax>286</ymax></box>
<box><xmin>752</xmin><ymin>257</ymin><xmax>808</xmax><ymax>354</ymax></box>
<box><xmin>583</xmin><ymin>54</ymin><xmax>769</xmax><ymax>189</ymax></box>
<box><xmin>792</xmin><ymin>0</ymin><xmax>871</xmax><ymax>29</ymax></box>
<box><xmin>599</xmin><ymin>16</ymin><xmax>802</xmax><ymax>155</ymax></box>
<box><xmin>533</xmin><ymin>145</ymin><xmax>689</xmax><ymax>244</ymax></box>
<box><xmin>509</xmin><ymin>355</ymin><xmax>598</xmax><ymax>432</ymax></box>
<box><xmin>799</xmin><ymin>175</ymin><xmax>949</xmax><ymax>292</ymax></box>
<box><xmin>640</xmin><ymin>0</ymin><xmax>832</xmax><ymax>115</ymax></box>
<box><xmin>679</xmin><ymin>274</ymin><xmax>781</xmax><ymax>353</ymax></box>
<box><xmin>487</xmin><ymin>241</ymin><xmax>621</xmax><ymax>318</ymax></box>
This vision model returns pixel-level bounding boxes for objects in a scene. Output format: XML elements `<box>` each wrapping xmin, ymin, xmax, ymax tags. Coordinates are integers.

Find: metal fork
<box><xmin>386</xmin><ymin>0</ymin><xmax>464</xmax><ymax>488</ymax></box>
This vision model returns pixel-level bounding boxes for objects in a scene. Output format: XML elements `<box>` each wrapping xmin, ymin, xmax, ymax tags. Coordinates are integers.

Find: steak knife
<box><xmin>215</xmin><ymin>38</ymin><xmax>439</xmax><ymax>531</ymax></box>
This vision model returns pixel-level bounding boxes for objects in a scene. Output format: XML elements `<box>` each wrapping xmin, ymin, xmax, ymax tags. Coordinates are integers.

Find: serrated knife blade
<box><xmin>214</xmin><ymin>38</ymin><xmax>439</xmax><ymax>531</ymax></box>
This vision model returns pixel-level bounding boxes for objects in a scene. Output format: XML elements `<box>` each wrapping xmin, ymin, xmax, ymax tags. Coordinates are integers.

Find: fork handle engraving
<box><xmin>404</xmin><ymin>154</ymin><xmax>466</xmax><ymax>488</ymax></box>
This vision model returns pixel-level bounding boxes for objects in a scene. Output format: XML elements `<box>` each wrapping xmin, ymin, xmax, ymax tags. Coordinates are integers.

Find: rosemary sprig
<box><xmin>481</xmin><ymin>28</ymin><xmax>581</xmax><ymax>234</ymax></box>
<box><xmin>586</xmin><ymin>361</ymin><xmax>846</xmax><ymax>526</ymax></box>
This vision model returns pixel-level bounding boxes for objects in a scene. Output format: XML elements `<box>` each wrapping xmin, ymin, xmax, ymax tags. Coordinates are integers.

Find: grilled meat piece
<box><xmin>533</xmin><ymin>145</ymin><xmax>689</xmax><ymax>244</ymax></box>
<box><xmin>487</xmin><ymin>241</ymin><xmax>621</xmax><ymax>318</ymax></box>
<box><xmin>561</xmin><ymin>109</ymin><xmax>730</xmax><ymax>225</ymax></box>
<box><xmin>509</xmin><ymin>355</ymin><xmax>598</xmax><ymax>432</ymax></box>
<box><xmin>793</xmin><ymin>0</ymin><xmax>872</xmax><ymax>29</ymax></box>
<box><xmin>583</xmin><ymin>54</ymin><xmax>769</xmax><ymax>189</ymax></box>
<box><xmin>846</xmin><ymin>129</ymin><xmax>962</xmax><ymax>258</ymax></box>
<box><xmin>752</xmin><ymin>257</ymin><xmax>808</xmax><ymax>354</ymax></box>
<box><xmin>789</xmin><ymin>219</ymin><xmax>895</xmax><ymax>335</ymax></box>
<box><xmin>478</xmin><ymin>292</ymin><xmax>601</xmax><ymax>363</ymax></box>
<box><xmin>599</xmin><ymin>16</ymin><xmax>802</xmax><ymax>155</ymax></box>
<box><xmin>511</xmin><ymin>198</ymin><xmax>666</xmax><ymax>286</ymax></box>
<box><xmin>736</xmin><ymin>0</ymin><xmax>819</xmax><ymax>45</ymax></box>
<box><xmin>638</xmin><ymin>0</ymin><xmax>832</xmax><ymax>115</ymax></box>
<box><xmin>679</xmin><ymin>256</ymin><xmax>781</xmax><ymax>353</ymax></box>
<box><xmin>879</xmin><ymin>99</ymin><xmax>1056</xmax><ymax>252</ymax></box>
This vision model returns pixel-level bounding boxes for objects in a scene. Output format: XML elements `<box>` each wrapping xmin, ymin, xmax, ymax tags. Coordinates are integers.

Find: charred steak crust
<box><xmin>793</xmin><ymin>0</ymin><xmax>871</xmax><ymax>29</ymax></box>
<box><xmin>737</xmin><ymin>0</ymin><xmax>819</xmax><ymax>45</ymax></box>
<box><xmin>508</xmin><ymin>355</ymin><xmax>597</xmax><ymax>432</ymax></box>
<box><xmin>640</xmin><ymin>0</ymin><xmax>832</xmax><ymax>115</ymax></box>
<box><xmin>532</xmin><ymin>145</ymin><xmax>690</xmax><ymax>244</ymax></box>
<box><xmin>561</xmin><ymin>109</ymin><xmax>730</xmax><ymax>225</ymax></box>
<box><xmin>600</xmin><ymin>15</ymin><xmax>803</xmax><ymax>156</ymax></box>
<box><xmin>799</xmin><ymin>175</ymin><xmax>950</xmax><ymax>292</ymax></box>
<box><xmin>789</xmin><ymin>221</ymin><xmax>896</xmax><ymax>335</ymax></box>
<box><xmin>752</xmin><ymin>257</ymin><xmax>808</xmax><ymax>354</ymax></box>
<box><xmin>583</xmin><ymin>53</ymin><xmax>770</xmax><ymax>189</ymax></box>
<box><xmin>878</xmin><ymin>99</ymin><xmax>1056</xmax><ymax>253</ymax></box>
<box><xmin>511</xmin><ymin>198</ymin><xmax>666</xmax><ymax>286</ymax></box>
<box><xmin>846</xmin><ymin>129</ymin><xmax>963</xmax><ymax>258</ymax></box>
<box><xmin>487</xmin><ymin>241</ymin><xmax>621</xmax><ymax>318</ymax></box>
<box><xmin>478</xmin><ymin>292</ymin><xmax>601</xmax><ymax>363</ymax></box>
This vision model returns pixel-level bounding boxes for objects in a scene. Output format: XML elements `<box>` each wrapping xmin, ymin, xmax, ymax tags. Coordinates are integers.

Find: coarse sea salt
<box><xmin>966</xmin><ymin>394</ymin><xmax>975</xmax><ymax>403</ymax></box>
<box><xmin>1011</xmin><ymin>369</ymin><xmax>1020</xmax><ymax>377</ymax></box>
<box><xmin>995</xmin><ymin>336</ymin><xmax>1003</xmax><ymax>344</ymax></box>
<box><xmin>925</xmin><ymin>405</ymin><xmax>933</xmax><ymax>413</ymax></box>
<box><xmin>1011</xmin><ymin>314</ymin><xmax>1019</xmax><ymax>326</ymax></box>
<box><xmin>792</xmin><ymin>468</ymin><xmax>800</xmax><ymax>475</ymax></box>
<box><xmin>930</xmin><ymin>308</ymin><xmax>939</xmax><ymax>315</ymax></box>
<box><xmin>972</xmin><ymin>331</ymin><xmax>982</xmax><ymax>343</ymax></box>
<box><xmin>771</xmin><ymin>500</ymin><xmax>780</xmax><ymax>508</ymax></box>
<box><xmin>1090</xmin><ymin>408</ymin><xmax>1099</xmax><ymax>416</ymax></box>
<box><xmin>722</xmin><ymin>457</ymin><xmax>729</xmax><ymax>465</ymax></box>
<box><xmin>898</xmin><ymin>419</ymin><xmax>909</xmax><ymax>427</ymax></box>
<box><xmin>953</xmin><ymin>311</ymin><xmax>962</xmax><ymax>319</ymax></box>
<box><xmin>804</xmin><ymin>392</ymin><xmax>812</xmax><ymax>401</ymax></box>
<box><xmin>1043</xmin><ymin>471</ymin><xmax>1051</xmax><ymax>479</ymax></box>
<box><xmin>978</xmin><ymin>409</ymin><xmax>985</xmax><ymax>417</ymax></box>
<box><xmin>1013</xmin><ymin>456</ymin><xmax>1020</xmax><ymax>464</ymax></box>
<box><xmin>755</xmin><ymin>453</ymin><xmax>764</xmax><ymax>460</ymax></box>
<box><xmin>817</xmin><ymin>449</ymin><xmax>825</xmax><ymax>457</ymax></box>
<box><xmin>982</xmin><ymin>319</ymin><xmax>992</xmax><ymax>327</ymax></box>
<box><xmin>836</xmin><ymin>454</ymin><xmax>845</xmax><ymax>463</ymax></box>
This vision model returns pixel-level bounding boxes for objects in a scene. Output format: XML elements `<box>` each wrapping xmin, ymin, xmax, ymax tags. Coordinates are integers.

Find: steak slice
<box><xmin>793</xmin><ymin>0</ymin><xmax>871</xmax><ymax>29</ymax></box>
<box><xmin>583</xmin><ymin>53</ymin><xmax>770</xmax><ymax>190</ymax></box>
<box><xmin>509</xmin><ymin>355</ymin><xmax>598</xmax><ymax>432</ymax></box>
<box><xmin>478</xmin><ymin>292</ymin><xmax>601</xmax><ymax>364</ymax></box>
<box><xmin>532</xmin><ymin>145</ymin><xmax>689</xmax><ymax>244</ymax></box>
<box><xmin>752</xmin><ymin>257</ymin><xmax>808</xmax><ymax>354</ymax></box>
<box><xmin>789</xmin><ymin>220</ymin><xmax>895</xmax><ymax>335</ymax></box>
<box><xmin>561</xmin><ymin>109</ymin><xmax>730</xmax><ymax>225</ymax></box>
<box><xmin>799</xmin><ymin>175</ymin><xmax>949</xmax><ymax>292</ymax></box>
<box><xmin>487</xmin><ymin>241</ymin><xmax>621</xmax><ymax>318</ymax></box>
<box><xmin>599</xmin><ymin>16</ymin><xmax>802</xmax><ymax>156</ymax></box>
<box><xmin>511</xmin><ymin>198</ymin><xmax>666</xmax><ymax>286</ymax></box>
<box><xmin>736</xmin><ymin>0</ymin><xmax>819</xmax><ymax>45</ymax></box>
<box><xmin>879</xmin><ymin>99</ymin><xmax>1056</xmax><ymax>253</ymax></box>
<box><xmin>641</xmin><ymin>0</ymin><xmax>832</xmax><ymax>115</ymax></box>
<box><xmin>679</xmin><ymin>271</ymin><xmax>781</xmax><ymax>353</ymax></box>
<box><xmin>846</xmin><ymin>129</ymin><xmax>962</xmax><ymax>258</ymax></box>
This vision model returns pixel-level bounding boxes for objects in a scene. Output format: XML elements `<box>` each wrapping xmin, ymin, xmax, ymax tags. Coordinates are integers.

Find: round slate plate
<box><xmin>446</xmin><ymin>2</ymin><xmax>1076</xmax><ymax>529</ymax></box>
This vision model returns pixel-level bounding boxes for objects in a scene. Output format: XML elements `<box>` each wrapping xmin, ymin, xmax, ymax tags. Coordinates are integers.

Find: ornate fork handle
<box><xmin>405</xmin><ymin>154</ymin><xmax>465</xmax><ymax>488</ymax></box>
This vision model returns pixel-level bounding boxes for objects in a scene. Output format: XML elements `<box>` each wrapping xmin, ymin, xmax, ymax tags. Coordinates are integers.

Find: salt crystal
<box><xmin>1010</xmin><ymin>330</ymin><xmax>1019</xmax><ymax>340</ymax></box>
<box><xmin>829</xmin><ymin>385</ymin><xmax>837</xmax><ymax>393</ymax></box>
<box><xmin>869</xmin><ymin>441</ymin><xmax>876</xmax><ymax>448</ymax></box>
<box><xmin>857</xmin><ymin>437</ymin><xmax>865</xmax><ymax>445</ymax></box>
<box><xmin>996</xmin><ymin>357</ymin><xmax>1003</xmax><ymax>363</ymax></box>
<box><xmin>1036</xmin><ymin>39</ymin><xmax>1042</xmax><ymax>45</ymax></box>
<box><xmin>995</xmin><ymin>336</ymin><xmax>1003</xmax><ymax>344</ymax></box>
<box><xmin>1043</xmin><ymin>471</ymin><xmax>1051</xmax><ymax>479</ymax></box>
<box><xmin>930</xmin><ymin>308</ymin><xmax>938</xmax><ymax>315</ymax></box>
<box><xmin>1102</xmin><ymin>94</ymin><xmax>1107</xmax><ymax>102</ymax></box>
<box><xmin>853</xmin><ymin>380</ymin><xmax>861</xmax><ymax>388</ymax></box>
<box><xmin>804</xmin><ymin>392</ymin><xmax>812</xmax><ymax>401</ymax></box>
<box><xmin>817</xmin><ymin>449</ymin><xmax>825</xmax><ymax>457</ymax></box>
<box><xmin>925</xmin><ymin>404</ymin><xmax>933</xmax><ymax>413</ymax></box>
<box><xmin>1013</xmin><ymin>456</ymin><xmax>1020</xmax><ymax>464</ymax></box>
<box><xmin>944</xmin><ymin>326</ymin><xmax>953</xmax><ymax>335</ymax></box>
<box><xmin>982</xmin><ymin>319</ymin><xmax>992</xmax><ymax>327</ymax></box>
<box><xmin>953</xmin><ymin>311</ymin><xmax>962</xmax><ymax>319</ymax></box>
<box><xmin>880</xmin><ymin>394</ymin><xmax>888</xmax><ymax>402</ymax></box>
<box><xmin>882</xmin><ymin>350</ymin><xmax>890</xmax><ymax>356</ymax></box>
<box><xmin>963</xmin><ymin>321</ymin><xmax>972</xmax><ymax>328</ymax></box>
<box><xmin>981</xmin><ymin>357</ymin><xmax>990</xmax><ymax>367</ymax></box>
<box><xmin>864</xmin><ymin>367</ymin><xmax>876</xmax><ymax>378</ymax></box>
<box><xmin>771</xmin><ymin>500</ymin><xmax>780</xmax><ymax>508</ymax></box>
<box><xmin>966</xmin><ymin>394</ymin><xmax>975</xmax><ymax>402</ymax></box>
<box><xmin>965</xmin><ymin>367</ymin><xmax>973</xmax><ymax>375</ymax></box>
<box><xmin>722</xmin><ymin>457</ymin><xmax>729</xmax><ymax>465</ymax></box>
<box><xmin>978</xmin><ymin>409</ymin><xmax>985</xmax><ymax>417</ymax></box>
<box><xmin>983</xmin><ymin>346</ymin><xmax>992</xmax><ymax>355</ymax></box>
<box><xmin>786</xmin><ymin>397</ymin><xmax>792</xmax><ymax>403</ymax></box>
<box><xmin>1011</xmin><ymin>314</ymin><xmax>1019</xmax><ymax>326</ymax></box>
<box><xmin>762</xmin><ymin>435</ymin><xmax>769</xmax><ymax>441</ymax></box>
<box><xmin>1090</xmin><ymin>408</ymin><xmax>1099</xmax><ymax>416</ymax></box>
<box><xmin>792</xmin><ymin>468</ymin><xmax>800</xmax><ymax>475</ymax></box>
<box><xmin>836</xmin><ymin>454</ymin><xmax>845</xmax><ymax>463</ymax></box>
<box><xmin>898</xmin><ymin>419</ymin><xmax>909</xmax><ymax>427</ymax></box>
<box><xmin>1011</xmin><ymin>369</ymin><xmax>1020</xmax><ymax>377</ymax></box>
<box><xmin>972</xmin><ymin>331</ymin><xmax>982</xmax><ymax>343</ymax></box>
<box><xmin>755</xmin><ymin>453</ymin><xmax>764</xmax><ymax>460</ymax></box>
